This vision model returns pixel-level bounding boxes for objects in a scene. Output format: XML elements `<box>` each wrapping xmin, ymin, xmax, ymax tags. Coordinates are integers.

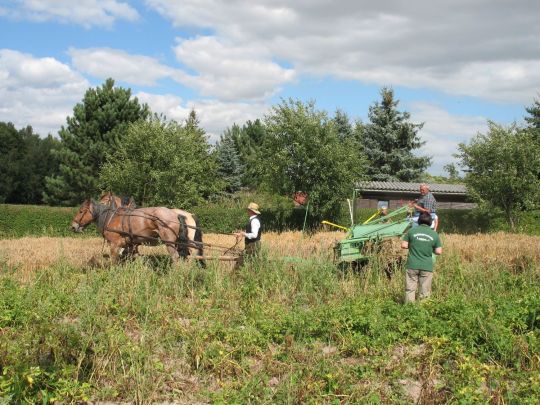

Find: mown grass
<box><xmin>0</xmin><ymin>232</ymin><xmax>539</xmax><ymax>403</ymax></box>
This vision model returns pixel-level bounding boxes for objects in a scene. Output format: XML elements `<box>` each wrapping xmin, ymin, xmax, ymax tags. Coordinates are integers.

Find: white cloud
<box><xmin>411</xmin><ymin>102</ymin><xmax>488</xmax><ymax>174</ymax></box>
<box><xmin>136</xmin><ymin>92</ymin><xmax>269</xmax><ymax>141</ymax></box>
<box><xmin>146</xmin><ymin>0</ymin><xmax>540</xmax><ymax>103</ymax></box>
<box><xmin>172</xmin><ymin>36</ymin><xmax>295</xmax><ymax>101</ymax></box>
<box><xmin>0</xmin><ymin>49</ymin><xmax>89</xmax><ymax>136</ymax></box>
<box><xmin>68</xmin><ymin>42</ymin><xmax>295</xmax><ymax>101</ymax></box>
<box><xmin>69</xmin><ymin>48</ymin><xmax>174</xmax><ymax>86</ymax></box>
<box><xmin>5</xmin><ymin>0</ymin><xmax>139</xmax><ymax>28</ymax></box>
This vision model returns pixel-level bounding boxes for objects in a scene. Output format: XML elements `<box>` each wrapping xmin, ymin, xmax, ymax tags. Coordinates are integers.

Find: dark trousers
<box><xmin>235</xmin><ymin>240</ymin><xmax>261</xmax><ymax>268</ymax></box>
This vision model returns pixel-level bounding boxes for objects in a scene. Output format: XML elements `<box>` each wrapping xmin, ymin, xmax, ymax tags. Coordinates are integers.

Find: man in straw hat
<box><xmin>235</xmin><ymin>202</ymin><xmax>262</xmax><ymax>263</ymax></box>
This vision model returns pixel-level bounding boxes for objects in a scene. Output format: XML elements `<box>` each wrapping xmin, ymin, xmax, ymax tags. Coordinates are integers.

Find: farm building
<box><xmin>356</xmin><ymin>181</ymin><xmax>476</xmax><ymax>210</ymax></box>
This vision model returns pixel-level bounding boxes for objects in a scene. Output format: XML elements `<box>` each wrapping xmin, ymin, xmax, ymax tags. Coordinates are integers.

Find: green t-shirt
<box><xmin>402</xmin><ymin>225</ymin><xmax>442</xmax><ymax>272</ymax></box>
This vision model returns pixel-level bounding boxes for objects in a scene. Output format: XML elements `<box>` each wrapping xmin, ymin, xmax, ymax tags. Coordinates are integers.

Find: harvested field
<box><xmin>1</xmin><ymin>231</ymin><xmax>539</xmax><ymax>403</ymax></box>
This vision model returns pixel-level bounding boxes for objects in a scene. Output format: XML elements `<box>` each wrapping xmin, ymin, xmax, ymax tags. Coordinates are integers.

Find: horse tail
<box><xmin>193</xmin><ymin>215</ymin><xmax>206</xmax><ymax>268</ymax></box>
<box><xmin>177</xmin><ymin>215</ymin><xmax>190</xmax><ymax>259</ymax></box>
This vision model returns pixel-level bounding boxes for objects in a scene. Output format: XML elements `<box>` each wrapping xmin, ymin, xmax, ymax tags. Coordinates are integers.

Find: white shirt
<box><xmin>245</xmin><ymin>215</ymin><xmax>261</xmax><ymax>240</ymax></box>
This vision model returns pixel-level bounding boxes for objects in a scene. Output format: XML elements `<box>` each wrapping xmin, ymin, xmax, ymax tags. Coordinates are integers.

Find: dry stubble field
<box><xmin>0</xmin><ymin>231</ymin><xmax>539</xmax><ymax>279</ymax></box>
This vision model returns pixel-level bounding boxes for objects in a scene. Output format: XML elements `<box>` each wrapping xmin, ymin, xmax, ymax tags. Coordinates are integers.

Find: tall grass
<box><xmin>0</xmin><ymin>232</ymin><xmax>539</xmax><ymax>403</ymax></box>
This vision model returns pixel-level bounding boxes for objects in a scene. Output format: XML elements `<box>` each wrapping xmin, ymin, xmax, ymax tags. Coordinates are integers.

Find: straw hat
<box><xmin>247</xmin><ymin>202</ymin><xmax>261</xmax><ymax>215</ymax></box>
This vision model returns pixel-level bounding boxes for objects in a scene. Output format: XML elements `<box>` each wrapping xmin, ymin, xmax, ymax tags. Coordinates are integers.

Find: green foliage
<box><xmin>259</xmin><ymin>98</ymin><xmax>366</xmax><ymax>220</ymax></box>
<box><xmin>44</xmin><ymin>78</ymin><xmax>150</xmax><ymax>206</ymax></box>
<box><xmin>99</xmin><ymin>113</ymin><xmax>222</xmax><ymax>208</ymax></box>
<box><xmin>215</xmin><ymin>129</ymin><xmax>244</xmax><ymax>193</ymax></box>
<box><xmin>0</xmin><ymin>237</ymin><xmax>539</xmax><ymax>402</ymax></box>
<box><xmin>229</xmin><ymin>120</ymin><xmax>266</xmax><ymax>189</ymax></box>
<box><xmin>362</xmin><ymin>87</ymin><xmax>431</xmax><ymax>181</ymax></box>
<box><xmin>332</xmin><ymin>109</ymin><xmax>354</xmax><ymax>141</ymax></box>
<box><xmin>0</xmin><ymin>123</ymin><xmax>59</xmax><ymax>204</ymax></box>
<box><xmin>1</xmin><ymin>202</ymin><xmax>538</xmax><ymax>238</ymax></box>
<box><xmin>457</xmin><ymin>121</ymin><xmax>540</xmax><ymax>230</ymax></box>
<box><xmin>525</xmin><ymin>94</ymin><xmax>540</xmax><ymax>129</ymax></box>
<box><xmin>420</xmin><ymin>163</ymin><xmax>464</xmax><ymax>185</ymax></box>
<box><xmin>0</xmin><ymin>204</ymin><xmax>96</xmax><ymax>238</ymax></box>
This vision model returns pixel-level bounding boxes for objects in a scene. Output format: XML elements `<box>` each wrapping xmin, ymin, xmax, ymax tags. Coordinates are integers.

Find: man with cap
<box><xmin>235</xmin><ymin>202</ymin><xmax>262</xmax><ymax>262</ymax></box>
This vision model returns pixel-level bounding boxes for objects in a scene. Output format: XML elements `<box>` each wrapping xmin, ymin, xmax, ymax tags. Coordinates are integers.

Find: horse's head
<box><xmin>99</xmin><ymin>191</ymin><xmax>117</xmax><ymax>207</ymax></box>
<box><xmin>99</xmin><ymin>192</ymin><xmax>137</xmax><ymax>209</ymax></box>
<box><xmin>71</xmin><ymin>199</ymin><xmax>95</xmax><ymax>232</ymax></box>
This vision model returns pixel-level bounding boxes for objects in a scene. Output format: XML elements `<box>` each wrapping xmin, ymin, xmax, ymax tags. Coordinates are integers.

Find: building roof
<box><xmin>356</xmin><ymin>181</ymin><xmax>467</xmax><ymax>195</ymax></box>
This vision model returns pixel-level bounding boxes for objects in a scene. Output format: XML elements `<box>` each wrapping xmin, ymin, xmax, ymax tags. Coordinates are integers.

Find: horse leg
<box><xmin>165</xmin><ymin>243</ymin><xmax>180</xmax><ymax>264</ymax></box>
<box><xmin>107</xmin><ymin>235</ymin><xmax>127</xmax><ymax>264</ymax></box>
<box><xmin>109</xmin><ymin>243</ymin><xmax>122</xmax><ymax>264</ymax></box>
<box><xmin>121</xmin><ymin>244</ymin><xmax>138</xmax><ymax>261</ymax></box>
<box><xmin>193</xmin><ymin>215</ymin><xmax>206</xmax><ymax>268</ymax></box>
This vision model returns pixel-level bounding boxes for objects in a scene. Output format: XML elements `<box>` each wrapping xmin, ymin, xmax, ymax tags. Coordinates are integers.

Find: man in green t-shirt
<box><xmin>401</xmin><ymin>212</ymin><xmax>443</xmax><ymax>303</ymax></box>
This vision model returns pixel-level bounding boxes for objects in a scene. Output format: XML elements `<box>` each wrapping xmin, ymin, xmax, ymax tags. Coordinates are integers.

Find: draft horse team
<box><xmin>71</xmin><ymin>193</ymin><xmax>205</xmax><ymax>266</ymax></box>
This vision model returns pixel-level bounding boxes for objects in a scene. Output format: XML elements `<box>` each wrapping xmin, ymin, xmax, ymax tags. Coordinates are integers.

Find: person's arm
<box><xmin>244</xmin><ymin>218</ymin><xmax>260</xmax><ymax>239</ymax></box>
<box><xmin>433</xmin><ymin>234</ymin><xmax>442</xmax><ymax>255</ymax></box>
<box><xmin>412</xmin><ymin>203</ymin><xmax>429</xmax><ymax>213</ymax></box>
<box><xmin>401</xmin><ymin>232</ymin><xmax>410</xmax><ymax>249</ymax></box>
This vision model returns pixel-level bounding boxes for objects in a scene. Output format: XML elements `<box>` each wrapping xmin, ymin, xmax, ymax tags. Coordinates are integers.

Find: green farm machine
<box><xmin>323</xmin><ymin>189</ymin><xmax>413</xmax><ymax>269</ymax></box>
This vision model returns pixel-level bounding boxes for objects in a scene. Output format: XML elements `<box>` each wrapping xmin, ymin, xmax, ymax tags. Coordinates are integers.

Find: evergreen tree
<box><xmin>44</xmin><ymin>78</ymin><xmax>150</xmax><ymax>205</ymax></box>
<box><xmin>525</xmin><ymin>96</ymin><xmax>540</xmax><ymax>129</ymax></box>
<box><xmin>230</xmin><ymin>119</ymin><xmax>266</xmax><ymax>189</ymax></box>
<box><xmin>363</xmin><ymin>87</ymin><xmax>431</xmax><ymax>181</ymax></box>
<box><xmin>215</xmin><ymin>129</ymin><xmax>244</xmax><ymax>193</ymax></box>
<box><xmin>524</xmin><ymin>96</ymin><xmax>540</xmax><ymax>148</ymax></box>
<box><xmin>333</xmin><ymin>109</ymin><xmax>354</xmax><ymax>141</ymax></box>
<box><xmin>0</xmin><ymin>122</ymin><xmax>59</xmax><ymax>204</ymax></box>
<box><xmin>0</xmin><ymin>122</ymin><xmax>25</xmax><ymax>203</ymax></box>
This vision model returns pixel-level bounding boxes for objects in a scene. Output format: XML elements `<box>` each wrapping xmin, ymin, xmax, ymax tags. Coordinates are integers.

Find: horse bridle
<box><xmin>73</xmin><ymin>201</ymin><xmax>98</xmax><ymax>229</ymax></box>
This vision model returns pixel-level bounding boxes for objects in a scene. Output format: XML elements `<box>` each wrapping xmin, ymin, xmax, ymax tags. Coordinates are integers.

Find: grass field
<box><xmin>1</xmin><ymin>231</ymin><xmax>539</xmax><ymax>403</ymax></box>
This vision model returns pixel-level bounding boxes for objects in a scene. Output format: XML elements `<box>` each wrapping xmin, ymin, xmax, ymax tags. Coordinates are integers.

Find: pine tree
<box><xmin>333</xmin><ymin>109</ymin><xmax>353</xmax><ymax>141</ymax></box>
<box><xmin>362</xmin><ymin>87</ymin><xmax>431</xmax><ymax>181</ymax></box>
<box><xmin>44</xmin><ymin>78</ymin><xmax>150</xmax><ymax>205</ymax></box>
<box><xmin>525</xmin><ymin>96</ymin><xmax>540</xmax><ymax>129</ymax></box>
<box><xmin>230</xmin><ymin>119</ymin><xmax>266</xmax><ymax>189</ymax></box>
<box><xmin>215</xmin><ymin>130</ymin><xmax>244</xmax><ymax>193</ymax></box>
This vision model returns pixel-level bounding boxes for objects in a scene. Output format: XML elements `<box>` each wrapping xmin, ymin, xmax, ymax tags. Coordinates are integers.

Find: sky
<box><xmin>1</xmin><ymin>0</ymin><xmax>539</xmax><ymax>175</ymax></box>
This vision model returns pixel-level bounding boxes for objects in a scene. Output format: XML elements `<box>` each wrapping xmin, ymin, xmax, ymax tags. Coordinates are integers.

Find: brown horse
<box><xmin>71</xmin><ymin>199</ymin><xmax>204</xmax><ymax>265</ymax></box>
<box><xmin>97</xmin><ymin>193</ymin><xmax>205</xmax><ymax>263</ymax></box>
<box><xmin>99</xmin><ymin>191</ymin><xmax>137</xmax><ymax>209</ymax></box>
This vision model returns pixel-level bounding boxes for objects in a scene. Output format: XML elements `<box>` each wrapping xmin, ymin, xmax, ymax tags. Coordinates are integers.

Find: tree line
<box><xmin>1</xmin><ymin>78</ymin><xmax>539</xmax><ymax>226</ymax></box>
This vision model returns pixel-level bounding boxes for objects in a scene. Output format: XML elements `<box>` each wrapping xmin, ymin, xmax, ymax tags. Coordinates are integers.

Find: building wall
<box><xmin>356</xmin><ymin>192</ymin><xmax>476</xmax><ymax>210</ymax></box>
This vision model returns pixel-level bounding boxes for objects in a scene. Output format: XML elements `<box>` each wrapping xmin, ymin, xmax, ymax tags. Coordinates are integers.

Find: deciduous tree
<box><xmin>259</xmin><ymin>98</ymin><xmax>365</xmax><ymax>219</ymax></box>
<box><xmin>456</xmin><ymin>122</ymin><xmax>540</xmax><ymax>230</ymax></box>
<box><xmin>99</xmin><ymin>114</ymin><xmax>222</xmax><ymax>208</ymax></box>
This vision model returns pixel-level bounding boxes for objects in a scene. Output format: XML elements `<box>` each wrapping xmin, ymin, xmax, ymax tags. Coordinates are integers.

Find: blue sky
<box><xmin>1</xmin><ymin>0</ymin><xmax>539</xmax><ymax>175</ymax></box>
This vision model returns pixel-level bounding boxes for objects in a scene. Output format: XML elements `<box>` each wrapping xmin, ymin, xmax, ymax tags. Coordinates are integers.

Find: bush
<box><xmin>0</xmin><ymin>204</ymin><xmax>91</xmax><ymax>238</ymax></box>
<box><xmin>1</xmin><ymin>203</ymin><xmax>538</xmax><ymax>237</ymax></box>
